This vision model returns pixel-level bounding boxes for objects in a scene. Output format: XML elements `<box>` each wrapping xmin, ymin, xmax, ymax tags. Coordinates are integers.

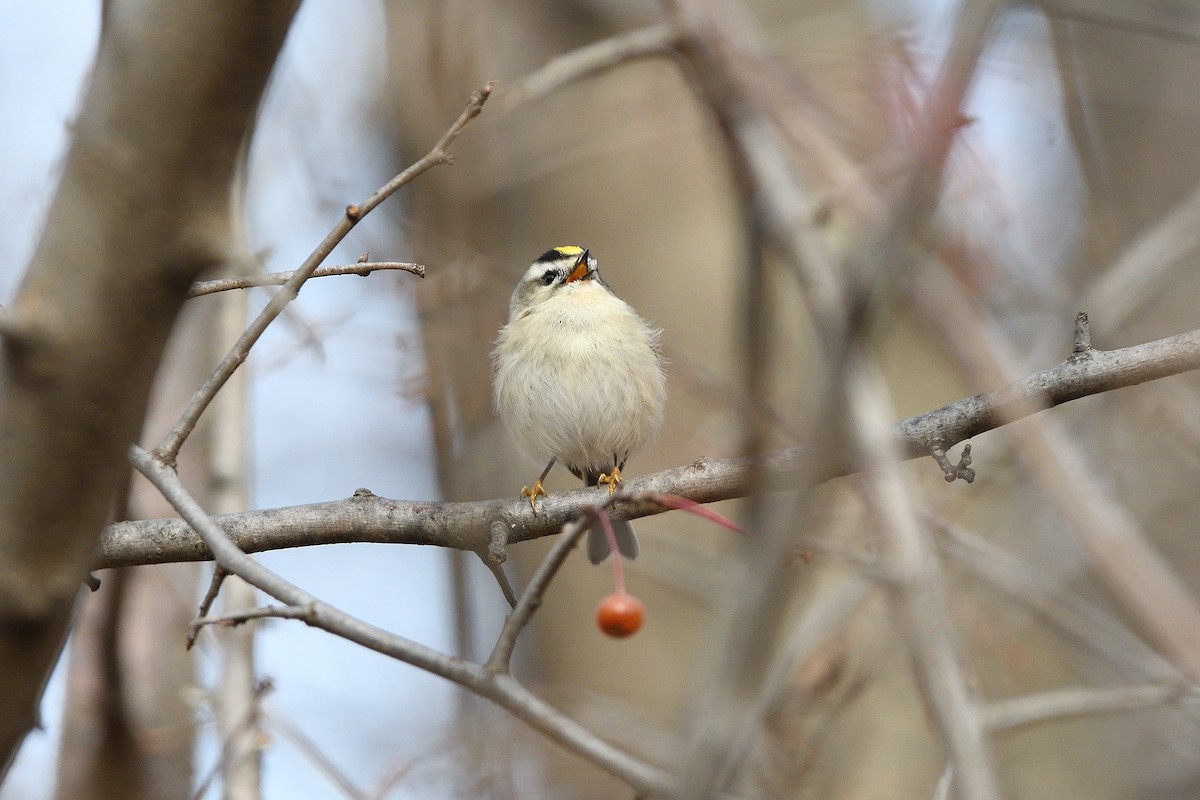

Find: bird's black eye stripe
<box><xmin>541</xmin><ymin>269</ymin><xmax>558</xmax><ymax>286</ymax></box>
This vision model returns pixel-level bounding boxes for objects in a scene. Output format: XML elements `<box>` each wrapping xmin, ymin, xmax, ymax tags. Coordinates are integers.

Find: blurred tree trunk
<box><xmin>53</xmin><ymin>561</ymin><xmax>199</xmax><ymax>800</ymax></box>
<box><xmin>211</xmin><ymin>283</ymin><xmax>262</xmax><ymax>800</ymax></box>
<box><xmin>0</xmin><ymin>0</ymin><xmax>296</xmax><ymax>781</ymax></box>
<box><xmin>55</xmin><ymin>305</ymin><xmax>213</xmax><ymax>800</ymax></box>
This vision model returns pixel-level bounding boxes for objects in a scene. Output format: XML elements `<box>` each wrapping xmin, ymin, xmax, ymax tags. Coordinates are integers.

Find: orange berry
<box><xmin>596</xmin><ymin>593</ymin><xmax>645</xmax><ymax>638</ymax></box>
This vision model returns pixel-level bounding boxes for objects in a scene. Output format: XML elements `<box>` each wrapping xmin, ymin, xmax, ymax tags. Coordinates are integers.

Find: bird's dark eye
<box><xmin>541</xmin><ymin>270</ymin><xmax>557</xmax><ymax>286</ymax></box>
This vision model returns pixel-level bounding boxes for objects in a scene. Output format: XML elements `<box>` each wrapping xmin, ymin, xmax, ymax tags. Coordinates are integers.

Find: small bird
<box><xmin>493</xmin><ymin>246</ymin><xmax>667</xmax><ymax>563</ymax></box>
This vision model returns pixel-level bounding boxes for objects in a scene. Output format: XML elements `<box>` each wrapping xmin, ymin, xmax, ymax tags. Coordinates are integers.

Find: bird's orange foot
<box><xmin>598</xmin><ymin>466</ymin><xmax>623</xmax><ymax>494</ymax></box>
<box><xmin>521</xmin><ymin>479</ymin><xmax>547</xmax><ymax>512</ymax></box>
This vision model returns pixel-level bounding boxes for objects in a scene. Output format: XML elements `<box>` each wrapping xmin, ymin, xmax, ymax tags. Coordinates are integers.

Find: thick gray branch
<box><xmin>97</xmin><ymin>325</ymin><xmax>1200</xmax><ymax>568</ymax></box>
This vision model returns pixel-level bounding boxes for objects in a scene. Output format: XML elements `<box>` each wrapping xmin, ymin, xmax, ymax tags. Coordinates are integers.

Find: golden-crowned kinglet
<box><xmin>493</xmin><ymin>246</ymin><xmax>667</xmax><ymax>563</ymax></box>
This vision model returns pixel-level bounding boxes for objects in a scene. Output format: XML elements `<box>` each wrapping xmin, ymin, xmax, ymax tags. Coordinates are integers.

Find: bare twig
<box><xmin>186</xmin><ymin>566</ymin><xmax>229</xmax><ymax>649</ymax></box>
<box><xmin>187</xmin><ymin>262</ymin><xmax>425</xmax><ymax>298</ymax></box>
<box><xmin>192</xmin><ymin>603</ymin><xmax>315</xmax><ymax>634</ymax></box>
<box><xmin>889</xmin><ymin>324</ymin><xmax>1200</xmax><ymax>458</ymax></box>
<box><xmin>154</xmin><ymin>83</ymin><xmax>493</xmax><ymax>465</ymax></box>
<box><xmin>930</xmin><ymin>444</ymin><xmax>975</xmax><ymax>483</ymax></box>
<box><xmin>198</xmin><ymin>566</ymin><xmax>229</xmax><ymax>618</ymax></box>
<box><xmin>99</xmin><ymin>324</ymin><xmax>1200</xmax><ymax>568</ymax></box>
<box><xmin>477</xmin><ymin>552</ymin><xmax>518</xmax><ymax>609</ymax></box>
<box><xmin>485</xmin><ymin>506</ymin><xmax>604</xmax><ymax>673</ymax></box>
<box><xmin>487</xmin><ymin>520</ymin><xmax>509</xmax><ymax>564</ymax></box>
<box><xmin>984</xmin><ymin>684</ymin><xmax>1199</xmax><ymax>734</ymax></box>
<box><xmin>1072</xmin><ymin>311</ymin><xmax>1092</xmax><ymax>355</ymax></box>
<box><xmin>484</xmin><ymin>672</ymin><xmax>679</xmax><ymax>796</ymax></box>
<box><xmin>499</xmin><ymin>23</ymin><xmax>678</xmax><ymax>110</ymax></box>
<box><xmin>481</xmin><ymin>521</ymin><xmax>518</xmax><ymax>607</ymax></box>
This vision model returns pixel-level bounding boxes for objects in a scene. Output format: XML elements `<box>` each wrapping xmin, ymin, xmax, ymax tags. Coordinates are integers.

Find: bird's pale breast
<box><xmin>494</xmin><ymin>284</ymin><xmax>665</xmax><ymax>473</ymax></box>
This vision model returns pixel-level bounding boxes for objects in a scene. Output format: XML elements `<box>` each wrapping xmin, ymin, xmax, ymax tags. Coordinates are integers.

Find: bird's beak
<box><xmin>565</xmin><ymin>251</ymin><xmax>590</xmax><ymax>283</ymax></box>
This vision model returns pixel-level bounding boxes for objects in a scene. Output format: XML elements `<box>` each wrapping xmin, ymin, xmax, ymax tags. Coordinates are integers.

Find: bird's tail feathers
<box><xmin>587</xmin><ymin>518</ymin><xmax>639</xmax><ymax>564</ymax></box>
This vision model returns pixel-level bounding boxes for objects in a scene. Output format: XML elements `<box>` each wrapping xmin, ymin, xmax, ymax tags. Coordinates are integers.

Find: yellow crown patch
<box><xmin>534</xmin><ymin>245</ymin><xmax>587</xmax><ymax>264</ymax></box>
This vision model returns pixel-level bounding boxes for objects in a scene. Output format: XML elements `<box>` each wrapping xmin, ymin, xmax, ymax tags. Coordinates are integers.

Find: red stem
<box><xmin>597</xmin><ymin>510</ymin><xmax>626</xmax><ymax>595</ymax></box>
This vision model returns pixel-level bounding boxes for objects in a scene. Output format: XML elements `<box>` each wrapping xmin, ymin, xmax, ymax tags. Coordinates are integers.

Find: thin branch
<box><xmin>153</xmin><ymin>83</ymin><xmax>493</xmax><ymax>465</ymax></box>
<box><xmin>498</xmin><ymin>23</ymin><xmax>678</xmax><ymax>110</ymax></box>
<box><xmin>479</xmin><ymin>521</ymin><xmax>518</xmax><ymax>608</ymax></box>
<box><xmin>486</xmin><ymin>506</ymin><xmax>604</xmax><ymax>673</ymax></box>
<box><xmin>477</xmin><ymin>553</ymin><xmax>517</xmax><ymax>609</ymax></box>
<box><xmin>99</xmin><ymin>324</ymin><xmax>1200</xmax><ymax>568</ymax></box>
<box><xmin>484</xmin><ymin>672</ymin><xmax>680</xmax><ymax>797</ymax></box>
<box><xmin>269</xmin><ymin>711</ymin><xmax>370</xmax><ymax>800</ymax></box>
<box><xmin>660</xmin><ymin>1</ymin><xmax>1000</xmax><ymax>796</ymax></box>
<box><xmin>192</xmin><ymin>603</ymin><xmax>315</xmax><ymax>636</ymax></box>
<box><xmin>1072</xmin><ymin>311</ymin><xmax>1092</xmax><ymax>355</ymax></box>
<box><xmin>198</xmin><ymin>566</ymin><xmax>229</xmax><ymax>617</ymax></box>
<box><xmin>186</xmin><ymin>566</ymin><xmax>229</xmax><ymax>650</ymax></box>
<box><xmin>984</xmin><ymin>684</ymin><xmax>1199</xmax><ymax>734</ymax></box>
<box><xmin>187</xmin><ymin>262</ymin><xmax>425</xmax><ymax>298</ymax></box>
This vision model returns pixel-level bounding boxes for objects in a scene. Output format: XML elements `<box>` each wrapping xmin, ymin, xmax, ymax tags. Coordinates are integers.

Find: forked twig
<box><xmin>154</xmin><ymin>84</ymin><xmax>493</xmax><ymax>465</ymax></box>
<box><xmin>485</xmin><ymin>502</ymin><xmax>614</xmax><ymax>673</ymax></box>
